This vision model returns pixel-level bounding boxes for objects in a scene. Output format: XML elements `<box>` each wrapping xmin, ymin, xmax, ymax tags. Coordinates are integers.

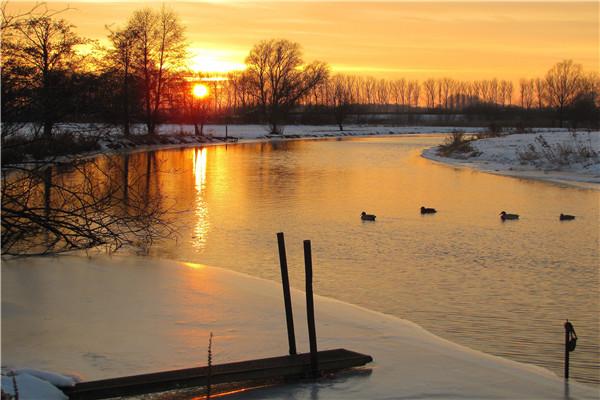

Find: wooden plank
<box><xmin>64</xmin><ymin>349</ymin><xmax>372</xmax><ymax>400</ymax></box>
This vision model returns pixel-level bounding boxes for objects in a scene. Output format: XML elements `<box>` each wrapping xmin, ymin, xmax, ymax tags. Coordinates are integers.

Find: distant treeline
<box><xmin>2</xmin><ymin>2</ymin><xmax>599</xmax><ymax>139</ymax></box>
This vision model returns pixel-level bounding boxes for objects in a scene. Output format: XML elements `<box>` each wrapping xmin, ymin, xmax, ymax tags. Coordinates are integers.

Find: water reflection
<box><xmin>1</xmin><ymin>154</ymin><xmax>171</xmax><ymax>256</ymax></box>
<box><xmin>192</xmin><ymin>148</ymin><xmax>209</xmax><ymax>251</ymax></box>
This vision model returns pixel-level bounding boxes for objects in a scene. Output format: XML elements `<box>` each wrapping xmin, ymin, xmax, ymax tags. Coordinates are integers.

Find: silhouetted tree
<box><xmin>2</xmin><ymin>11</ymin><xmax>85</xmax><ymax>137</ymax></box>
<box><xmin>328</xmin><ymin>74</ymin><xmax>354</xmax><ymax>131</ymax></box>
<box><xmin>245</xmin><ymin>39</ymin><xmax>328</xmax><ymax>134</ymax></box>
<box><xmin>128</xmin><ymin>6</ymin><xmax>186</xmax><ymax>136</ymax></box>
<box><xmin>519</xmin><ymin>79</ymin><xmax>534</xmax><ymax>109</ymax></box>
<box><xmin>568</xmin><ymin>93</ymin><xmax>599</xmax><ymax>129</ymax></box>
<box><xmin>545</xmin><ymin>60</ymin><xmax>583</xmax><ymax>127</ymax></box>
<box><xmin>423</xmin><ymin>79</ymin><xmax>436</xmax><ymax>109</ymax></box>
<box><xmin>106</xmin><ymin>25</ymin><xmax>137</xmax><ymax>136</ymax></box>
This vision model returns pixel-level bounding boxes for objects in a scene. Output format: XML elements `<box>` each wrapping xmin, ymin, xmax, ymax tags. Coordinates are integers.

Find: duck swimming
<box><xmin>361</xmin><ymin>211</ymin><xmax>376</xmax><ymax>221</ymax></box>
<box><xmin>500</xmin><ymin>211</ymin><xmax>519</xmax><ymax>220</ymax></box>
<box><xmin>420</xmin><ymin>206</ymin><xmax>437</xmax><ymax>214</ymax></box>
<box><xmin>560</xmin><ymin>214</ymin><xmax>575</xmax><ymax>221</ymax></box>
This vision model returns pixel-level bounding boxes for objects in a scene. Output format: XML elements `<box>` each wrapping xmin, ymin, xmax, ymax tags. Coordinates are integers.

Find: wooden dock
<box><xmin>64</xmin><ymin>348</ymin><xmax>372</xmax><ymax>400</ymax></box>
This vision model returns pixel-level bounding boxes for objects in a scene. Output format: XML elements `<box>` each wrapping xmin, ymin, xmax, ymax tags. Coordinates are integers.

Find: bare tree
<box><xmin>519</xmin><ymin>79</ymin><xmax>534</xmax><ymax>109</ymax></box>
<box><xmin>128</xmin><ymin>6</ymin><xmax>186</xmax><ymax>136</ymax></box>
<box><xmin>545</xmin><ymin>60</ymin><xmax>583</xmax><ymax>127</ymax></box>
<box><xmin>328</xmin><ymin>74</ymin><xmax>354</xmax><ymax>131</ymax></box>
<box><xmin>423</xmin><ymin>79</ymin><xmax>436</xmax><ymax>109</ymax></box>
<box><xmin>408</xmin><ymin>80</ymin><xmax>420</xmax><ymax>107</ymax></box>
<box><xmin>534</xmin><ymin>78</ymin><xmax>546</xmax><ymax>109</ymax></box>
<box><xmin>244</xmin><ymin>39</ymin><xmax>328</xmax><ymax>134</ymax></box>
<box><xmin>441</xmin><ymin>78</ymin><xmax>454</xmax><ymax>109</ymax></box>
<box><xmin>2</xmin><ymin>11</ymin><xmax>85</xmax><ymax>137</ymax></box>
<box><xmin>106</xmin><ymin>26</ymin><xmax>136</xmax><ymax>136</ymax></box>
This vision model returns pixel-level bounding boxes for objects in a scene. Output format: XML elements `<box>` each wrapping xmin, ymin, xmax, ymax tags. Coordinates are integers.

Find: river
<box><xmin>5</xmin><ymin>134</ymin><xmax>600</xmax><ymax>385</ymax></box>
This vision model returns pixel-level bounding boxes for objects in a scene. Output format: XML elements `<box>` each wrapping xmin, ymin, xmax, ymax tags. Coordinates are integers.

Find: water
<box><xmin>10</xmin><ymin>135</ymin><xmax>600</xmax><ymax>385</ymax></box>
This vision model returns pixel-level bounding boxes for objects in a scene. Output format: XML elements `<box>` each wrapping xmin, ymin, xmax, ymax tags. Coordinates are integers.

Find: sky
<box><xmin>6</xmin><ymin>1</ymin><xmax>599</xmax><ymax>80</ymax></box>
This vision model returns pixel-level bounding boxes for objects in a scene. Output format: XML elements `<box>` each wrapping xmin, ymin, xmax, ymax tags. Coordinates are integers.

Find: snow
<box><xmin>422</xmin><ymin>130</ymin><xmax>600</xmax><ymax>188</ymax></box>
<box><xmin>5</xmin><ymin>123</ymin><xmax>484</xmax><ymax>165</ymax></box>
<box><xmin>8</xmin><ymin>122</ymin><xmax>483</xmax><ymax>140</ymax></box>
<box><xmin>2</xmin><ymin>256</ymin><xmax>598</xmax><ymax>399</ymax></box>
<box><xmin>1</xmin><ymin>373</ymin><xmax>68</xmax><ymax>400</ymax></box>
<box><xmin>11</xmin><ymin>368</ymin><xmax>79</xmax><ymax>387</ymax></box>
<box><xmin>155</xmin><ymin>124</ymin><xmax>482</xmax><ymax>139</ymax></box>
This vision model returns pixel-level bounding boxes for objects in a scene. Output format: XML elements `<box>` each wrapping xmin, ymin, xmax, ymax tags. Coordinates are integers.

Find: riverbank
<box><xmin>3</xmin><ymin>124</ymin><xmax>483</xmax><ymax>167</ymax></box>
<box><xmin>2</xmin><ymin>256</ymin><xmax>598</xmax><ymax>399</ymax></box>
<box><xmin>422</xmin><ymin>130</ymin><xmax>600</xmax><ymax>189</ymax></box>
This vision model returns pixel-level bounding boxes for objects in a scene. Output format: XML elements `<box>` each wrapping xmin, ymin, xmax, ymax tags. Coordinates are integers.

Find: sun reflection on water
<box><xmin>192</xmin><ymin>148</ymin><xmax>209</xmax><ymax>251</ymax></box>
<box><xmin>182</xmin><ymin>261</ymin><xmax>206</xmax><ymax>270</ymax></box>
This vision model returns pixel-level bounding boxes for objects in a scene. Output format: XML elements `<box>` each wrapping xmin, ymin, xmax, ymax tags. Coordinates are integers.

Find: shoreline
<box><xmin>3</xmin><ymin>124</ymin><xmax>484</xmax><ymax>169</ymax></box>
<box><xmin>421</xmin><ymin>133</ymin><xmax>600</xmax><ymax>191</ymax></box>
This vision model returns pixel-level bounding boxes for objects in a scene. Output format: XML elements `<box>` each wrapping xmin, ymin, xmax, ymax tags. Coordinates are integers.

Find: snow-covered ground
<box><xmin>422</xmin><ymin>130</ymin><xmax>600</xmax><ymax>188</ymax></box>
<box><xmin>9</xmin><ymin>123</ymin><xmax>482</xmax><ymax>140</ymax></box>
<box><xmin>156</xmin><ymin>124</ymin><xmax>483</xmax><ymax>139</ymax></box>
<box><xmin>2</xmin><ymin>256</ymin><xmax>598</xmax><ymax>399</ymax></box>
<box><xmin>5</xmin><ymin>123</ymin><xmax>484</xmax><ymax>164</ymax></box>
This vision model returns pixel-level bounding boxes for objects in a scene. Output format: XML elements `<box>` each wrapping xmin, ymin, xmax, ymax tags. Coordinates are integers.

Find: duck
<box><xmin>361</xmin><ymin>211</ymin><xmax>376</xmax><ymax>221</ymax></box>
<box><xmin>559</xmin><ymin>214</ymin><xmax>575</xmax><ymax>221</ymax></box>
<box><xmin>420</xmin><ymin>206</ymin><xmax>437</xmax><ymax>214</ymax></box>
<box><xmin>499</xmin><ymin>211</ymin><xmax>519</xmax><ymax>221</ymax></box>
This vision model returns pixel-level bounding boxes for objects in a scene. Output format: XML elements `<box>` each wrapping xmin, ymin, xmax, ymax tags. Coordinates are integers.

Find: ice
<box><xmin>2</xmin><ymin>255</ymin><xmax>598</xmax><ymax>399</ymax></box>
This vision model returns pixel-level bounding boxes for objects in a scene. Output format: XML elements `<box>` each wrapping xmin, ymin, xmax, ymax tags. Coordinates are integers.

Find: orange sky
<box><xmin>7</xmin><ymin>1</ymin><xmax>598</xmax><ymax>80</ymax></box>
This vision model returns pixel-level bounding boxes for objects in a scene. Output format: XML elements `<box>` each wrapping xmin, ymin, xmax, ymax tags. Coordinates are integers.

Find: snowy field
<box><xmin>2</xmin><ymin>256</ymin><xmax>598</xmax><ymax>399</ymax></box>
<box><xmin>422</xmin><ymin>130</ymin><xmax>600</xmax><ymax>188</ymax></box>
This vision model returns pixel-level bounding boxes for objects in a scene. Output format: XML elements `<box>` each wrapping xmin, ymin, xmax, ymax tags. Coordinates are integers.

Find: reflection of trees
<box><xmin>1</xmin><ymin>153</ymin><xmax>173</xmax><ymax>256</ymax></box>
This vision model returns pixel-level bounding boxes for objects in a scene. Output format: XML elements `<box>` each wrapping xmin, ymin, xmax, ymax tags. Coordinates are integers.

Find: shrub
<box><xmin>437</xmin><ymin>131</ymin><xmax>480</xmax><ymax>158</ymax></box>
<box><xmin>517</xmin><ymin>132</ymin><xmax>598</xmax><ymax>167</ymax></box>
<box><xmin>475</xmin><ymin>123</ymin><xmax>505</xmax><ymax>139</ymax></box>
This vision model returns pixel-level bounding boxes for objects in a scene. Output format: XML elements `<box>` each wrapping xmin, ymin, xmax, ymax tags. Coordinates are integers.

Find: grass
<box><xmin>437</xmin><ymin>131</ymin><xmax>480</xmax><ymax>158</ymax></box>
<box><xmin>517</xmin><ymin>131</ymin><xmax>599</xmax><ymax>167</ymax></box>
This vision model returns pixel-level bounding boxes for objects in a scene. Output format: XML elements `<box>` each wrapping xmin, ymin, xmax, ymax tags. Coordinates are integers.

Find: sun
<box><xmin>192</xmin><ymin>84</ymin><xmax>209</xmax><ymax>99</ymax></box>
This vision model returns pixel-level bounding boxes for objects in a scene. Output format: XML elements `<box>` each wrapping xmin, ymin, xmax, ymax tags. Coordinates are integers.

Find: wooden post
<box><xmin>304</xmin><ymin>240</ymin><xmax>319</xmax><ymax>378</ymax></box>
<box><xmin>564</xmin><ymin>325</ymin><xmax>569</xmax><ymax>379</ymax></box>
<box><xmin>277</xmin><ymin>232</ymin><xmax>297</xmax><ymax>355</ymax></box>
<box><xmin>563</xmin><ymin>320</ymin><xmax>578</xmax><ymax>380</ymax></box>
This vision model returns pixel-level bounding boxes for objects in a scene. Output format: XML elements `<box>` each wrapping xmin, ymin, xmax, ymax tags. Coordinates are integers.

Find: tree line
<box><xmin>2</xmin><ymin>2</ymin><xmax>599</xmax><ymax>140</ymax></box>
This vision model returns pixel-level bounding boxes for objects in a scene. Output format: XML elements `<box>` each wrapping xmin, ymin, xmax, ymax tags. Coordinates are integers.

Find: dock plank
<box><xmin>64</xmin><ymin>348</ymin><xmax>372</xmax><ymax>400</ymax></box>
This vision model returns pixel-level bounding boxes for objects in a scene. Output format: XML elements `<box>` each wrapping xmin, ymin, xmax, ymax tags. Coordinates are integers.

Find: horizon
<box><xmin>6</xmin><ymin>1</ymin><xmax>598</xmax><ymax>80</ymax></box>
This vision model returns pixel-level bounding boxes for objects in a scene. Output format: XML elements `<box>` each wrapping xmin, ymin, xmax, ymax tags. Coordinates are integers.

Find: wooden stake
<box><xmin>277</xmin><ymin>232</ymin><xmax>297</xmax><ymax>355</ymax></box>
<box><xmin>304</xmin><ymin>240</ymin><xmax>319</xmax><ymax>378</ymax></box>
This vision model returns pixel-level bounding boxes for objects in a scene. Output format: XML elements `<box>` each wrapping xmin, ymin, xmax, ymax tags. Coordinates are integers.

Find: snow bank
<box><xmin>8</xmin><ymin>122</ymin><xmax>482</xmax><ymax>140</ymax></box>
<box><xmin>2</xmin><ymin>256</ymin><xmax>598</xmax><ymax>399</ymax></box>
<box><xmin>423</xmin><ymin>130</ymin><xmax>600</xmax><ymax>188</ymax></box>
<box><xmin>1</xmin><ymin>372</ymin><xmax>69</xmax><ymax>400</ymax></box>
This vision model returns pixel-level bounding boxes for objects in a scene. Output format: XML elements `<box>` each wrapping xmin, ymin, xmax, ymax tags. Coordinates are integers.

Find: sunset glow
<box><xmin>6</xmin><ymin>1</ymin><xmax>597</xmax><ymax>81</ymax></box>
<box><xmin>188</xmin><ymin>53</ymin><xmax>246</xmax><ymax>74</ymax></box>
<box><xmin>192</xmin><ymin>83</ymin><xmax>209</xmax><ymax>99</ymax></box>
